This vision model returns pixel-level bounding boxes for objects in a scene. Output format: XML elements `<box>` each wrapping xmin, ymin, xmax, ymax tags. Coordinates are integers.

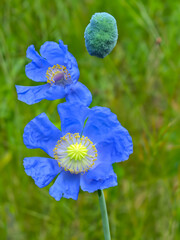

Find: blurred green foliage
<box><xmin>0</xmin><ymin>0</ymin><xmax>180</xmax><ymax>239</ymax></box>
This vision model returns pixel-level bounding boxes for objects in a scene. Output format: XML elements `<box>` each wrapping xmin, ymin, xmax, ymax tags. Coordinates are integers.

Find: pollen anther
<box><xmin>54</xmin><ymin>133</ymin><xmax>97</xmax><ymax>174</ymax></box>
<box><xmin>46</xmin><ymin>64</ymin><xmax>72</xmax><ymax>85</ymax></box>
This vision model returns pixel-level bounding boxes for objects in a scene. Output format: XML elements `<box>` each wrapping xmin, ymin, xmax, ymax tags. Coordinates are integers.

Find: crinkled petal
<box><xmin>16</xmin><ymin>84</ymin><xmax>66</xmax><ymax>105</ymax></box>
<box><xmin>57</xmin><ymin>102</ymin><xmax>89</xmax><ymax>135</ymax></box>
<box><xmin>44</xmin><ymin>84</ymin><xmax>66</xmax><ymax>100</ymax></box>
<box><xmin>49</xmin><ymin>171</ymin><xmax>80</xmax><ymax>201</ymax></box>
<box><xmin>83</xmin><ymin>106</ymin><xmax>133</xmax><ymax>163</ymax></box>
<box><xmin>65</xmin><ymin>82</ymin><xmax>92</xmax><ymax>106</ymax></box>
<box><xmin>58</xmin><ymin>40</ymin><xmax>79</xmax><ymax>84</ymax></box>
<box><xmin>58</xmin><ymin>40</ymin><xmax>68</xmax><ymax>53</ymax></box>
<box><xmin>25</xmin><ymin>45</ymin><xmax>50</xmax><ymax>82</ymax></box>
<box><xmin>80</xmin><ymin>164</ymin><xmax>117</xmax><ymax>193</ymax></box>
<box><xmin>23</xmin><ymin>113</ymin><xmax>62</xmax><ymax>157</ymax></box>
<box><xmin>65</xmin><ymin>52</ymin><xmax>80</xmax><ymax>84</ymax></box>
<box><xmin>95</xmin><ymin>127</ymin><xmax>133</xmax><ymax>163</ymax></box>
<box><xmin>40</xmin><ymin>41</ymin><xmax>65</xmax><ymax>66</ymax></box>
<box><xmin>16</xmin><ymin>84</ymin><xmax>50</xmax><ymax>105</ymax></box>
<box><xmin>83</xmin><ymin>106</ymin><xmax>119</xmax><ymax>143</ymax></box>
<box><xmin>23</xmin><ymin>157</ymin><xmax>61</xmax><ymax>188</ymax></box>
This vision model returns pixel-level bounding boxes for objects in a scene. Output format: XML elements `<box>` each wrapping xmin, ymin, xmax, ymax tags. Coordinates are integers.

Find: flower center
<box><xmin>53</xmin><ymin>133</ymin><xmax>97</xmax><ymax>174</ymax></box>
<box><xmin>46</xmin><ymin>64</ymin><xmax>72</xmax><ymax>86</ymax></box>
<box><xmin>67</xmin><ymin>142</ymin><xmax>88</xmax><ymax>161</ymax></box>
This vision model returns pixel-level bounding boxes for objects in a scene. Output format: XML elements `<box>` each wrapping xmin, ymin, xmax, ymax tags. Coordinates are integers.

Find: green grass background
<box><xmin>0</xmin><ymin>0</ymin><xmax>180</xmax><ymax>239</ymax></box>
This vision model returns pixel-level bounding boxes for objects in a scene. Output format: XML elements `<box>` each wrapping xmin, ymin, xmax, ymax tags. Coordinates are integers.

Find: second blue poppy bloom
<box><xmin>16</xmin><ymin>40</ymin><xmax>92</xmax><ymax>106</ymax></box>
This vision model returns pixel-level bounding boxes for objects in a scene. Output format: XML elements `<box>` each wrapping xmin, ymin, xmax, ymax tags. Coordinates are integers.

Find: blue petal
<box><xmin>49</xmin><ymin>171</ymin><xmax>80</xmax><ymax>201</ymax></box>
<box><xmin>15</xmin><ymin>84</ymin><xmax>50</xmax><ymax>105</ymax></box>
<box><xmin>59</xmin><ymin>40</ymin><xmax>68</xmax><ymax>53</ymax></box>
<box><xmin>23</xmin><ymin>157</ymin><xmax>61</xmax><ymax>188</ymax></box>
<box><xmin>58</xmin><ymin>40</ymin><xmax>79</xmax><ymax>83</ymax></box>
<box><xmin>95</xmin><ymin>128</ymin><xmax>133</xmax><ymax>164</ymax></box>
<box><xmin>83</xmin><ymin>106</ymin><xmax>133</xmax><ymax>163</ymax></box>
<box><xmin>40</xmin><ymin>41</ymin><xmax>65</xmax><ymax>66</ymax></box>
<box><xmin>80</xmin><ymin>164</ymin><xmax>117</xmax><ymax>193</ymax></box>
<box><xmin>16</xmin><ymin>84</ymin><xmax>66</xmax><ymax>105</ymax></box>
<box><xmin>57</xmin><ymin>102</ymin><xmax>90</xmax><ymax>135</ymax></box>
<box><xmin>23</xmin><ymin>113</ymin><xmax>62</xmax><ymax>157</ymax></box>
<box><xmin>65</xmin><ymin>82</ymin><xmax>92</xmax><ymax>106</ymax></box>
<box><xmin>83</xmin><ymin>107</ymin><xmax>119</xmax><ymax>143</ymax></box>
<box><xmin>64</xmin><ymin>52</ymin><xmax>80</xmax><ymax>84</ymax></box>
<box><xmin>44</xmin><ymin>84</ymin><xmax>66</xmax><ymax>100</ymax></box>
<box><xmin>25</xmin><ymin>45</ymin><xmax>50</xmax><ymax>82</ymax></box>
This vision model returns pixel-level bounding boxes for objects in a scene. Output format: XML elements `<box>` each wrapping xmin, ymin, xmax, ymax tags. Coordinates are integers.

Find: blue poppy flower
<box><xmin>23</xmin><ymin>102</ymin><xmax>133</xmax><ymax>201</ymax></box>
<box><xmin>15</xmin><ymin>40</ymin><xmax>92</xmax><ymax>106</ymax></box>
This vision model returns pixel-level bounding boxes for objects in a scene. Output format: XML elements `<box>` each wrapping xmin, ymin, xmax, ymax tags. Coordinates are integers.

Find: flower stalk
<box><xmin>98</xmin><ymin>189</ymin><xmax>111</xmax><ymax>240</ymax></box>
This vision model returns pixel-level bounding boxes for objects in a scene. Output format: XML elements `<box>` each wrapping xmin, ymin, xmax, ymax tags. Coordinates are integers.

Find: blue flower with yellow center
<box><xmin>23</xmin><ymin>102</ymin><xmax>133</xmax><ymax>201</ymax></box>
<box><xmin>15</xmin><ymin>40</ymin><xmax>92</xmax><ymax>106</ymax></box>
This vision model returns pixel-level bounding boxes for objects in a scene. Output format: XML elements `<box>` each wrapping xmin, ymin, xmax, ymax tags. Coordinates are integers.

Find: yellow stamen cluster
<box><xmin>53</xmin><ymin>133</ymin><xmax>98</xmax><ymax>174</ymax></box>
<box><xmin>46</xmin><ymin>64</ymin><xmax>71</xmax><ymax>84</ymax></box>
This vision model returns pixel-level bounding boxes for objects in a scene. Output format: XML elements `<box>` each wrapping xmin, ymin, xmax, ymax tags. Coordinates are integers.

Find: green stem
<box><xmin>97</xmin><ymin>190</ymin><xmax>111</xmax><ymax>240</ymax></box>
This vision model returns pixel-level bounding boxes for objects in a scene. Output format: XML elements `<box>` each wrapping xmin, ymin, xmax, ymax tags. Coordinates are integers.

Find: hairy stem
<box><xmin>97</xmin><ymin>189</ymin><xmax>111</xmax><ymax>240</ymax></box>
